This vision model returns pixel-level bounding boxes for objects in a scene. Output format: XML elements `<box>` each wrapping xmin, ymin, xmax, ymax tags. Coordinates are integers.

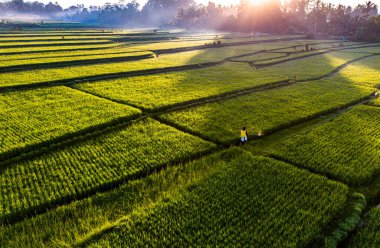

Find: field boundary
<box><xmin>0</xmin><ymin>46</ymin><xmax>117</xmax><ymax>56</ymax></box>
<box><xmin>0</xmin><ymin>41</ymin><xmax>114</xmax><ymax>49</ymax></box>
<box><xmin>1</xmin><ymin>90</ymin><xmax>376</xmax><ymax>226</ymax></box>
<box><xmin>0</xmin><ymin>43</ymin><xmax>377</xmax><ymax>93</ymax></box>
<box><xmin>0</xmin><ymin>114</ymin><xmax>143</xmax><ymax>166</ymax></box>
<box><xmin>238</xmin><ymin>44</ymin><xmax>380</xmax><ymax>68</ymax></box>
<box><xmin>151</xmin><ymin>36</ymin><xmax>306</xmax><ymax>55</ymax></box>
<box><xmin>0</xmin><ymin>53</ymin><xmax>154</xmax><ymax>73</ymax></box>
<box><xmin>0</xmin><ymin>129</ymin><xmax>220</xmax><ymax>225</ymax></box>
<box><xmin>2</xmin><ymin>54</ymin><xmax>378</xmax><ymax>165</ymax></box>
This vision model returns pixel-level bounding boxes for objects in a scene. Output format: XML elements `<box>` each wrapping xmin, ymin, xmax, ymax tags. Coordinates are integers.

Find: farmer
<box><xmin>240</xmin><ymin>127</ymin><xmax>248</xmax><ymax>145</ymax></box>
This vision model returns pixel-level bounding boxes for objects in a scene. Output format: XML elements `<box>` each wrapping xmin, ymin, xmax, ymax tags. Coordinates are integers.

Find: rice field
<box><xmin>0</xmin><ymin>29</ymin><xmax>379</xmax><ymax>247</ymax></box>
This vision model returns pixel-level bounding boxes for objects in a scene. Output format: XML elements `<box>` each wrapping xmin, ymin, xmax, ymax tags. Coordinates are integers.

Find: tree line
<box><xmin>0</xmin><ymin>0</ymin><xmax>379</xmax><ymax>41</ymax></box>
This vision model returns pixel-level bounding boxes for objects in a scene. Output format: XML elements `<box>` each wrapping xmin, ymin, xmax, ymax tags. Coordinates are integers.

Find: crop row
<box><xmin>2</xmin><ymin>47</ymin><xmax>372</xmax><ymax>89</ymax></box>
<box><xmin>0</xmin><ymin>35</ymin><xmax>123</xmax><ymax>42</ymax></box>
<box><xmin>0</xmin><ymin>86</ymin><xmax>141</xmax><ymax>161</ymax></box>
<box><xmin>139</xmin><ymin>38</ymin><xmax>335</xmax><ymax>53</ymax></box>
<box><xmin>254</xmin><ymin>44</ymin><xmax>380</xmax><ymax>67</ymax></box>
<box><xmin>88</xmin><ymin>151</ymin><xmax>348</xmax><ymax>247</ymax></box>
<box><xmin>0</xmin><ymin>52</ymin><xmax>153</xmax><ymax>73</ymax></box>
<box><xmin>74</xmin><ymin>62</ymin><xmax>289</xmax><ymax>110</ymax></box>
<box><xmin>0</xmin><ymin>39</ymin><xmax>303</xmax><ymax>67</ymax></box>
<box><xmin>369</xmin><ymin>97</ymin><xmax>380</xmax><ymax>106</ymax></box>
<box><xmin>73</xmin><ymin>51</ymin><xmax>378</xmax><ymax>112</ymax></box>
<box><xmin>0</xmin><ymin>147</ymin><xmax>242</xmax><ymax>247</ymax></box>
<box><xmin>0</xmin><ymin>38</ymin><xmax>276</xmax><ymax>62</ymax></box>
<box><xmin>231</xmin><ymin>41</ymin><xmax>359</xmax><ymax>63</ymax></box>
<box><xmin>0</xmin><ymin>31</ymin><xmax>118</xmax><ymax>37</ymax></box>
<box><xmin>0</xmin><ymin>43</ymin><xmax>119</xmax><ymax>55</ymax></box>
<box><xmin>0</xmin><ymin>118</ymin><xmax>216</xmax><ymax>223</ymax></box>
<box><xmin>348</xmin><ymin>207</ymin><xmax>380</xmax><ymax>248</ymax></box>
<box><xmin>0</xmin><ymin>46</ymin><xmax>146</xmax><ymax>62</ymax></box>
<box><xmin>270</xmin><ymin>105</ymin><xmax>380</xmax><ymax>186</ymax></box>
<box><xmin>159</xmin><ymin>80</ymin><xmax>374</xmax><ymax>144</ymax></box>
<box><xmin>0</xmin><ymin>39</ymin><xmax>113</xmax><ymax>48</ymax></box>
<box><xmin>330</xmin><ymin>55</ymin><xmax>380</xmax><ymax>88</ymax></box>
<box><xmin>0</xmin><ymin>43</ymin><xmax>279</xmax><ymax>87</ymax></box>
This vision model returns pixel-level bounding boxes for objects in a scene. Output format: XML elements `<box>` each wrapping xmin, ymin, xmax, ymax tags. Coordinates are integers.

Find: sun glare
<box><xmin>208</xmin><ymin>0</ymin><xmax>269</xmax><ymax>6</ymax></box>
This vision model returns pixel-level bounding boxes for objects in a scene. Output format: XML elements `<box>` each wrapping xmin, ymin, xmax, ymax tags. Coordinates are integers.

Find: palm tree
<box><xmin>362</xmin><ymin>1</ymin><xmax>376</xmax><ymax>19</ymax></box>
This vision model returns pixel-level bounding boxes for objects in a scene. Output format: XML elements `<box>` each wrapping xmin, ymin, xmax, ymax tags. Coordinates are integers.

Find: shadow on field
<box><xmin>161</xmin><ymin>45</ymin><xmax>380</xmax><ymax>145</ymax></box>
<box><xmin>161</xmin><ymin>42</ymin><xmax>380</xmax><ymax>248</ymax></box>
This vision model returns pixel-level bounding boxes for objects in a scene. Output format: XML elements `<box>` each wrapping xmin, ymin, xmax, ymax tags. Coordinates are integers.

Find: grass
<box><xmin>0</xmin><ymin>147</ymin><xmax>238</xmax><ymax>248</ymax></box>
<box><xmin>0</xmin><ymin>35</ymin><xmax>123</xmax><ymax>42</ymax></box>
<box><xmin>348</xmin><ymin>207</ymin><xmax>380</xmax><ymax>248</ymax></box>
<box><xmin>232</xmin><ymin>42</ymin><xmax>360</xmax><ymax>63</ymax></box>
<box><xmin>369</xmin><ymin>97</ymin><xmax>380</xmax><ymax>106</ymax></box>
<box><xmin>159</xmin><ymin>80</ymin><xmax>374</xmax><ymax>144</ymax></box>
<box><xmin>0</xmin><ymin>46</ymin><xmax>146</xmax><ymax>62</ymax></box>
<box><xmin>74</xmin><ymin>62</ymin><xmax>288</xmax><ymax>110</ymax></box>
<box><xmin>0</xmin><ymin>43</ymin><xmax>119</xmax><ymax>55</ymax></box>
<box><xmin>0</xmin><ymin>32</ymin><xmax>378</xmax><ymax>247</ymax></box>
<box><xmin>0</xmin><ymin>44</ymin><xmax>372</xmax><ymax>88</ymax></box>
<box><xmin>86</xmin><ymin>150</ymin><xmax>348</xmax><ymax>247</ymax></box>
<box><xmin>0</xmin><ymin>39</ymin><xmax>113</xmax><ymax>48</ymax></box>
<box><xmin>0</xmin><ymin>86</ymin><xmax>141</xmax><ymax>160</ymax></box>
<box><xmin>0</xmin><ymin>118</ymin><xmax>216</xmax><ymax>224</ymax></box>
<box><xmin>126</xmin><ymin>37</ymin><xmax>324</xmax><ymax>51</ymax></box>
<box><xmin>254</xmin><ymin>49</ymin><xmax>377</xmax><ymax>80</ymax></box>
<box><xmin>0</xmin><ymin>43</ymin><xmax>281</xmax><ymax>87</ymax></box>
<box><xmin>329</xmin><ymin>55</ymin><xmax>380</xmax><ymax>88</ymax></box>
<box><xmin>0</xmin><ymin>51</ymin><xmax>151</xmax><ymax>69</ymax></box>
<box><xmin>269</xmin><ymin>105</ymin><xmax>380</xmax><ymax>186</ymax></box>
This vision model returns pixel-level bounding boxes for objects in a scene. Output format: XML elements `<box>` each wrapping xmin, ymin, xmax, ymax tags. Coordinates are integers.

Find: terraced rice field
<box><xmin>0</xmin><ymin>30</ymin><xmax>379</xmax><ymax>247</ymax></box>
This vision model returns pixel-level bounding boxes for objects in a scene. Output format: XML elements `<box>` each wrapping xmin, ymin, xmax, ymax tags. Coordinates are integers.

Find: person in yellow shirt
<box><xmin>240</xmin><ymin>127</ymin><xmax>248</xmax><ymax>145</ymax></box>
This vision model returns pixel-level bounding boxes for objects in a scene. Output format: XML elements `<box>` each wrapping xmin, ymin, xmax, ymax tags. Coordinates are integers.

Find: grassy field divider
<box><xmin>152</xmin><ymin>116</ymin><xmax>225</xmax><ymax>146</ymax></box>
<box><xmin>268</xmin><ymin>154</ymin><xmax>344</xmax><ymax>183</ymax></box>
<box><xmin>0</xmin><ymin>45</ymin><xmax>120</xmax><ymax>56</ymax></box>
<box><xmin>0</xmin><ymin>61</ymin><xmax>224</xmax><ymax>92</ymax></box>
<box><xmin>144</xmin><ymin>79</ymin><xmax>292</xmax><ymax>113</ymax></box>
<box><xmin>0</xmin><ymin>42</ymin><xmax>375</xmax><ymax>93</ymax></box>
<box><xmin>71</xmin><ymin>199</ymin><xmax>164</xmax><ymax>248</ymax></box>
<box><xmin>322</xmin><ymin>193</ymin><xmax>366</xmax><ymax>248</ymax></box>
<box><xmin>162</xmin><ymin>91</ymin><xmax>377</xmax><ymax>146</ymax></box>
<box><xmin>297</xmin><ymin>54</ymin><xmax>380</xmax><ymax>82</ymax></box>
<box><xmin>0</xmin><ymin>38</ymin><xmax>116</xmax><ymax>43</ymax></box>
<box><xmin>151</xmin><ymin>36</ymin><xmax>304</xmax><ymax>55</ymax></box>
<box><xmin>0</xmin><ymin>125</ymin><xmax>220</xmax><ymax>225</ymax></box>
<box><xmin>0</xmin><ymin>41</ymin><xmax>113</xmax><ymax>49</ymax></box>
<box><xmin>229</xmin><ymin>43</ymin><xmax>374</xmax><ymax>65</ymax></box>
<box><xmin>0</xmin><ymin>147</ymin><xmax>220</xmax><ymax>225</ymax></box>
<box><xmin>254</xmin><ymin>44</ymin><xmax>380</xmax><ymax>68</ymax></box>
<box><xmin>68</xmin><ymin>85</ymin><xmax>146</xmax><ymax>111</ymax></box>
<box><xmin>0</xmin><ymin>53</ymin><xmax>154</xmax><ymax>73</ymax></box>
<box><xmin>0</xmin><ymin>114</ymin><xmax>142</xmax><ymax>168</ymax></box>
<box><xmin>1</xmin><ymin>82</ymin><xmax>376</xmax><ymax>169</ymax></box>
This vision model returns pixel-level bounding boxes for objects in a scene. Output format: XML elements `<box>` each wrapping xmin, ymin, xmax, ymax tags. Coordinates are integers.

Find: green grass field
<box><xmin>348</xmin><ymin>207</ymin><xmax>380</xmax><ymax>247</ymax></box>
<box><xmin>268</xmin><ymin>105</ymin><xmax>380</xmax><ymax>185</ymax></box>
<box><xmin>159</xmin><ymin>80</ymin><xmax>374</xmax><ymax>143</ymax></box>
<box><xmin>0</xmin><ymin>30</ymin><xmax>379</xmax><ymax>247</ymax></box>
<box><xmin>88</xmin><ymin>150</ymin><xmax>348</xmax><ymax>247</ymax></box>
<box><xmin>0</xmin><ymin>86</ymin><xmax>141</xmax><ymax>160</ymax></box>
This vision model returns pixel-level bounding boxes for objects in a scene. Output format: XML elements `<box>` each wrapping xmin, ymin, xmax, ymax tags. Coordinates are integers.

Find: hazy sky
<box><xmin>6</xmin><ymin>0</ymin><xmax>380</xmax><ymax>8</ymax></box>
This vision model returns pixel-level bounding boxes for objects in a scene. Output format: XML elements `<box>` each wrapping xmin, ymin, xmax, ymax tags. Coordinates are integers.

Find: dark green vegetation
<box><xmin>160</xmin><ymin>80</ymin><xmax>374</xmax><ymax>144</ymax></box>
<box><xmin>88</xmin><ymin>150</ymin><xmax>348</xmax><ymax>247</ymax></box>
<box><xmin>0</xmin><ymin>30</ymin><xmax>379</xmax><ymax>247</ymax></box>
<box><xmin>0</xmin><ymin>86</ymin><xmax>140</xmax><ymax>160</ymax></box>
<box><xmin>0</xmin><ymin>118</ymin><xmax>215</xmax><ymax>223</ymax></box>
<box><xmin>348</xmin><ymin>207</ymin><xmax>380</xmax><ymax>247</ymax></box>
<box><xmin>269</xmin><ymin>106</ymin><xmax>380</xmax><ymax>186</ymax></box>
